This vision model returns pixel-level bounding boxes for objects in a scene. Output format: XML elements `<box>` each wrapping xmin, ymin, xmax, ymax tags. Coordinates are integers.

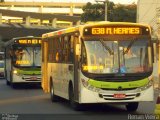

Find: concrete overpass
<box><xmin>0</xmin><ymin>2</ymin><xmax>86</xmax><ymax>16</ymax></box>
<box><xmin>0</xmin><ymin>8</ymin><xmax>81</xmax><ymax>41</ymax></box>
<box><xmin>0</xmin><ymin>23</ymin><xmax>58</xmax><ymax>41</ymax></box>
<box><xmin>0</xmin><ymin>1</ymin><xmax>83</xmax><ymax>49</ymax></box>
<box><xmin>0</xmin><ymin>8</ymin><xmax>81</xmax><ymax>27</ymax></box>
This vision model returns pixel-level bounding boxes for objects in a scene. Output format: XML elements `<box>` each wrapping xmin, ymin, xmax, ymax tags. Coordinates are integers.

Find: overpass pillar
<box><xmin>37</xmin><ymin>19</ymin><xmax>41</xmax><ymax>26</ymax></box>
<box><xmin>76</xmin><ymin>20</ymin><xmax>81</xmax><ymax>25</ymax></box>
<box><xmin>69</xmin><ymin>5</ymin><xmax>73</xmax><ymax>16</ymax></box>
<box><xmin>70</xmin><ymin>22</ymin><xmax>73</xmax><ymax>27</ymax></box>
<box><xmin>26</xmin><ymin>16</ymin><xmax>31</xmax><ymax>26</ymax></box>
<box><xmin>8</xmin><ymin>5</ymin><xmax>14</xmax><ymax>10</ymax></box>
<box><xmin>52</xmin><ymin>18</ymin><xmax>57</xmax><ymax>28</ymax></box>
<box><xmin>0</xmin><ymin>13</ymin><xmax>2</xmax><ymax>24</ymax></box>
<box><xmin>39</xmin><ymin>6</ymin><xmax>43</xmax><ymax>13</ymax></box>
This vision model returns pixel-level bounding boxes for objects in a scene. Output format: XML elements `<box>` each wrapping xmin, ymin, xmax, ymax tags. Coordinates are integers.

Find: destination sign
<box><xmin>16</xmin><ymin>60</ymin><xmax>30</xmax><ymax>65</ymax></box>
<box><xmin>92</xmin><ymin>27</ymin><xmax>140</xmax><ymax>35</ymax></box>
<box><xmin>84</xmin><ymin>26</ymin><xmax>150</xmax><ymax>36</ymax></box>
<box><xmin>15</xmin><ymin>39</ymin><xmax>41</xmax><ymax>44</ymax></box>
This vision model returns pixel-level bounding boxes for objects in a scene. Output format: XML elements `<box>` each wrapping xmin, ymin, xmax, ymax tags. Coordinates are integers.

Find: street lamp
<box><xmin>95</xmin><ymin>0</ymin><xmax>108</xmax><ymax>21</ymax></box>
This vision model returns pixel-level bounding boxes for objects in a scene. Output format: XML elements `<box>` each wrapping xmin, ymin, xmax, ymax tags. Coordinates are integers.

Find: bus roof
<box><xmin>42</xmin><ymin>26</ymin><xmax>80</xmax><ymax>39</ymax></box>
<box><xmin>42</xmin><ymin>21</ymin><xmax>151</xmax><ymax>39</ymax></box>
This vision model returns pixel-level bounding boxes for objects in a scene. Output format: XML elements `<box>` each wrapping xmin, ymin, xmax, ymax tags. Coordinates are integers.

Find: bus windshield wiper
<box><xmin>99</xmin><ymin>39</ymin><xmax>113</xmax><ymax>55</ymax></box>
<box><xmin>123</xmin><ymin>38</ymin><xmax>136</xmax><ymax>55</ymax></box>
<box><xmin>24</xmin><ymin>47</ymin><xmax>31</xmax><ymax>57</ymax></box>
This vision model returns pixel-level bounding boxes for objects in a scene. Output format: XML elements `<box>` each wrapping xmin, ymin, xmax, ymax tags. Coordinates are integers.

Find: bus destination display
<box><xmin>84</xmin><ymin>26</ymin><xmax>150</xmax><ymax>36</ymax></box>
<box><xmin>15</xmin><ymin>39</ymin><xmax>41</xmax><ymax>44</ymax></box>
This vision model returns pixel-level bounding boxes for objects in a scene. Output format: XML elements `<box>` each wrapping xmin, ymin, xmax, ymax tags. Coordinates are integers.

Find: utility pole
<box><xmin>104</xmin><ymin>0</ymin><xmax>107</xmax><ymax>21</ymax></box>
<box><xmin>95</xmin><ymin>0</ymin><xmax>108</xmax><ymax>21</ymax></box>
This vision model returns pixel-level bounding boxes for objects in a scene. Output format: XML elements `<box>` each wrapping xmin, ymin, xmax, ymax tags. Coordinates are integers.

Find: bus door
<box><xmin>42</xmin><ymin>41</ymin><xmax>49</xmax><ymax>92</ymax></box>
<box><xmin>74</xmin><ymin>36</ymin><xmax>80</xmax><ymax>102</ymax></box>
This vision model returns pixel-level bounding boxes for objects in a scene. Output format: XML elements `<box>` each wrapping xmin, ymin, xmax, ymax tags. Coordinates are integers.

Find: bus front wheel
<box><xmin>126</xmin><ymin>102</ymin><xmax>139</xmax><ymax>112</ymax></box>
<box><xmin>50</xmin><ymin>82</ymin><xmax>58</xmax><ymax>102</ymax></box>
<box><xmin>69</xmin><ymin>85</ymin><xmax>81</xmax><ymax>110</ymax></box>
<box><xmin>6</xmin><ymin>80</ymin><xmax>10</xmax><ymax>86</ymax></box>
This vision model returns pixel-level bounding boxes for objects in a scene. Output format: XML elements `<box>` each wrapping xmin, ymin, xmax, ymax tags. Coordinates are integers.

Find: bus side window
<box><xmin>62</xmin><ymin>35</ymin><xmax>74</xmax><ymax>63</ymax></box>
<box><xmin>69</xmin><ymin>36</ymin><xmax>74</xmax><ymax>63</ymax></box>
<box><xmin>63</xmin><ymin>36</ymin><xmax>69</xmax><ymax>62</ymax></box>
<box><xmin>52</xmin><ymin>38</ymin><xmax>59</xmax><ymax>63</ymax></box>
<box><xmin>57</xmin><ymin>37</ymin><xmax>62</xmax><ymax>62</ymax></box>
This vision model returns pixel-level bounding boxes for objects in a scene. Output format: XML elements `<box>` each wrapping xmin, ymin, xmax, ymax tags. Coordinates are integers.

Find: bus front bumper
<box><xmin>79</xmin><ymin>86</ymin><xmax>154</xmax><ymax>103</ymax></box>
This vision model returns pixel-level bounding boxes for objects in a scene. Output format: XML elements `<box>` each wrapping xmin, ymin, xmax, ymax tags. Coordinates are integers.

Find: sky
<box><xmin>6</xmin><ymin>0</ymin><xmax>138</xmax><ymax>4</ymax></box>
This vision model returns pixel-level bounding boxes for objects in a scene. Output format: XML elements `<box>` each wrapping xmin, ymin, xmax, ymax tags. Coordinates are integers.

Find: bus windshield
<box><xmin>81</xmin><ymin>38</ymin><xmax>152</xmax><ymax>74</ymax></box>
<box><xmin>12</xmin><ymin>46</ymin><xmax>41</xmax><ymax>67</ymax></box>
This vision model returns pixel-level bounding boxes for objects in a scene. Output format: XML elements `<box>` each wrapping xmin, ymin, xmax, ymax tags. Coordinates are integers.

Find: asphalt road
<box><xmin>0</xmin><ymin>79</ymin><xmax>159</xmax><ymax>120</ymax></box>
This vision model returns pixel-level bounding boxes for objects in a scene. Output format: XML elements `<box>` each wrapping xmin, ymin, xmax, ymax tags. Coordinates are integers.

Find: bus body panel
<box><xmin>79</xmin><ymin>71</ymin><xmax>153</xmax><ymax>103</ymax></box>
<box><xmin>5</xmin><ymin>58</ymin><xmax>12</xmax><ymax>82</ymax></box>
<box><xmin>48</xmin><ymin>63</ymin><xmax>74</xmax><ymax>100</ymax></box>
<box><xmin>79</xmin><ymin>80</ymin><xmax>154</xmax><ymax>103</ymax></box>
<box><xmin>79</xmin><ymin>83</ymin><xmax>153</xmax><ymax>103</ymax></box>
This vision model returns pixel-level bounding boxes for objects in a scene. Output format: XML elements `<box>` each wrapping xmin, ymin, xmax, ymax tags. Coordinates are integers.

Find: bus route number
<box><xmin>92</xmin><ymin>28</ymin><xmax>105</xmax><ymax>35</ymax></box>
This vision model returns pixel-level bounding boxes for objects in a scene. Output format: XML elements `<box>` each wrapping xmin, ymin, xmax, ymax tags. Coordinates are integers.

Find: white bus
<box><xmin>41</xmin><ymin>22</ymin><xmax>153</xmax><ymax>111</ymax></box>
<box><xmin>0</xmin><ymin>52</ymin><xmax>5</xmax><ymax>78</ymax></box>
<box><xmin>4</xmin><ymin>36</ymin><xmax>42</xmax><ymax>88</ymax></box>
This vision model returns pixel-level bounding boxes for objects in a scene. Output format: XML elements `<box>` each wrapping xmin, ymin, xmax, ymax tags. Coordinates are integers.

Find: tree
<box><xmin>112</xmin><ymin>3</ymin><xmax>137</xmax><ymax>22</ymax></box>
<box><xmin>81</xmin><ymin>2</ymin><xmax>137</xmax><ymax>23</ymax></box>
<box><xmin>81</xmin><ymin>2</ymin><xmax>104</xmax><ymax>22</ymax></box>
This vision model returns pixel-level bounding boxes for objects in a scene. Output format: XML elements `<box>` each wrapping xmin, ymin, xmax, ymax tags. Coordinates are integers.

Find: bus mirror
<box><xmin>76</xmin><ymin>44</ymin><xmax>81</xmax><ymax>56</ymax></box>
<box><xmin>74</xmin><ymin>32</ymin><xmax>79</xmax><ymax>37</ymax></box>
<box><xmin>9</xmin><ymin>50</ymin><xmax>13</xmax><ymax>57</ymax></box>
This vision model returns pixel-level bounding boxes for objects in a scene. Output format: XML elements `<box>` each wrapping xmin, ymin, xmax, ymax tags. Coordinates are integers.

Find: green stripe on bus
<box><xmin>88</xmin><ymin>78</ymin><xmax>148</xmax><ymax>89</ymax></box>
<box><xmin>17</xmin><ymin>69</ymin><xmax>41</xmax><ymax>75</ymax></box>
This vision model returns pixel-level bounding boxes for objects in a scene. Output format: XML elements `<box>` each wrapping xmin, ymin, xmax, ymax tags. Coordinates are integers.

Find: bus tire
<box><xmin>126</xmin><ymin>102</ymin><xmax>139</xmax><ymax>112</ymax></box>
<box><xmin>69</xmin><ymin>84</ymin><xmax>81</xmax><ymax>111</ymax></box>
<box><xmin>10</xmin><ymin>72</ymin><xmax>16</xmax><ymax>88</ymax></box>
<box><xmin>6</xmin><ymin>80</ymin><xmax>10</xmax><ymax>86</ymax></box>
<box><xmin>50</xmin><ymin>81</ymin><xmax>58</xmax><ymax>102</ymax></box>
<box><xmin>11</xmin><ymin>83</ymin><xmax>17</xmax><ymax>89</ymax></box>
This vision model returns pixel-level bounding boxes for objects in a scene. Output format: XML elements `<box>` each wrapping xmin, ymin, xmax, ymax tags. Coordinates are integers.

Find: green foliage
<box><xmin>81</xmin><ymin>2</ymin><xmax>104</xmax><ymax>22</ymax></box>
<box><xmin>81</xmin><ymin>2</ymin><xmax>137</xmax><ymax>23</ymax></box>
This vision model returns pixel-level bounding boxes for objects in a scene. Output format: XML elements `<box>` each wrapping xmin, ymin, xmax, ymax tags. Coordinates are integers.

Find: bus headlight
<box><xmin>81</xmin><ymin>79</ymin><xmax>89</xmax><ymax>87</ymax></box>
<box><xmin>139</xmin><ymin>80</ymin><xmax>153</xmax><ymax>91</ymax></box>
<box><xmin>13</xmin><ymin>70</ymin><xmax>18</xmax><ymax>74</ymax></box>
<box><xmin>81</xmin><ymin>79</ymin><xmax>100</xmax><ymax>92</ymax></box>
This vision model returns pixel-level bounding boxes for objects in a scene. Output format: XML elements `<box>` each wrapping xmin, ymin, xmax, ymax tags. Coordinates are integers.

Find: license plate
<box><xmin>30</xmin><ymin>77</ymin><xmax>37</xmax><ymax>80</ymax></box>
<box><xmin>114</xmin><ymin>94</ymin><xmax>126</xmax><ymax>98</ymax></box>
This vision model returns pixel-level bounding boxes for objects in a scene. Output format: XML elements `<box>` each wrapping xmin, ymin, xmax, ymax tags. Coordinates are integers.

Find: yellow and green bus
<box><xmin>4</xmin><ymin>36</ymin><xmax>42</xmax><ymax>88</ymax></box>
<box><xmin>41</xmin><ymin>21</ymin><xmax>153</xmax><ymax>111</ymax></box>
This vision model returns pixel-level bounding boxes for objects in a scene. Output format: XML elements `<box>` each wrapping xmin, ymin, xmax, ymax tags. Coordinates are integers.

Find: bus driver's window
<box><xmin>15</xmin><ymin>49</ymin><xmax>24</xmax><ymax>60</ymax></box>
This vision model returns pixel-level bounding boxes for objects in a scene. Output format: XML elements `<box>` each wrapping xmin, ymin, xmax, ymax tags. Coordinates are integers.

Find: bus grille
<box><xmin>99</xmin><ymin>93</ymin><xmax>140</xmax><ymax>101</ymax></box>
<box><xmin>22</xmin><ymin>76</ymin><xmax>41</xmax><ymax>81</ymax></box>
<box><xmin>101</xmin><ymin>88</ymin><xmax>138</xmax><ymax>91</ymax></box>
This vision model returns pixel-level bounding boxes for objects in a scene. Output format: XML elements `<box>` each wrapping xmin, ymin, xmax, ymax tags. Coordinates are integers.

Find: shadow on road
<box><xmin>52</xmin><ymin>96</ymin><xmax>139</xmax><ymax>115</ymax></box>
<box><xmin>10</xmin><ymin>83</ymin><xmax>42</xmax><ymax>90</ymax></box>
